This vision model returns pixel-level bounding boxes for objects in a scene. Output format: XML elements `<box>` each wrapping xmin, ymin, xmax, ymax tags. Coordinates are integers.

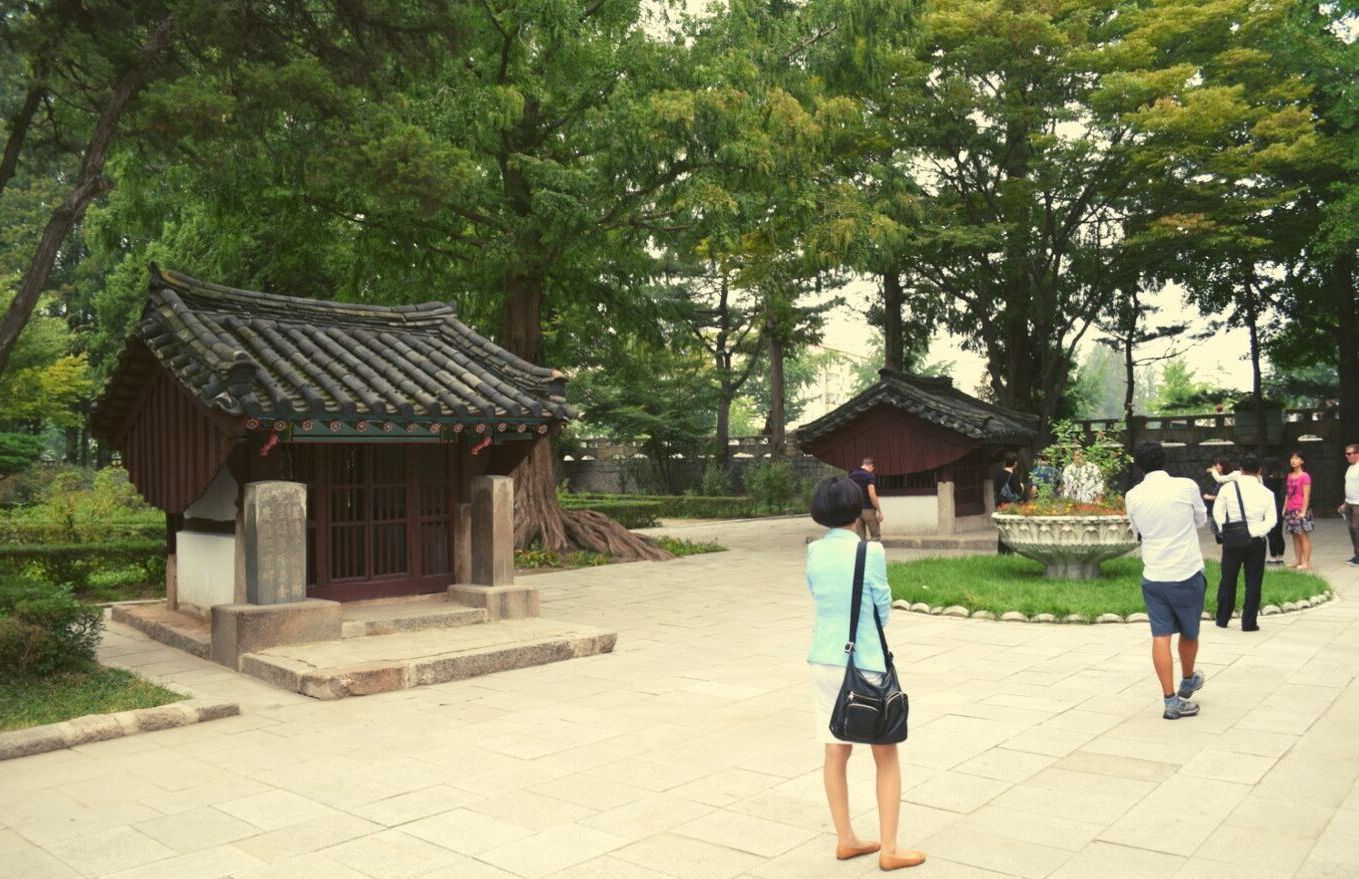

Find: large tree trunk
<box><xmin>0</xmin><ymin>18</ymin><xmax>173</xmax><ymax>375</ymax></box>
<box><xmin>1333</xmin><ymin>252</ymin><xmax>1358</xmax><ymax>446</ymax></box>
<box><xmin>882</xmin><ymin>271</ymin><xmax>904</xmax><ymax>371</ymax></box>
<box><xmin>501</xmin><ymin>274</ymin><xmax>670</xmax><ymax>560</ymax></box>
<box><xmin>767</xmin><ymin>318</ymin><xmax>787</xmax><ymax>458</ymax></box>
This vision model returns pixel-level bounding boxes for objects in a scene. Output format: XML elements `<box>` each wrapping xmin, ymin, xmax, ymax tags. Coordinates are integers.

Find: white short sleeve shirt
<box><xmin>1125</xmin><ymin>470</ymin><xmax>1207</xmax><ymax>581</ymax></box>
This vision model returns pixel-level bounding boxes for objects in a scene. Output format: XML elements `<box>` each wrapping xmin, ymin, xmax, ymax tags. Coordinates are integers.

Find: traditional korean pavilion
<box><xmin>91</xmin><ymin>266</ymin><xmax>573</xmax><ymax>610</ymax></box>
<box><xmin>796</xmin><ymin>369</ymin><xmax>1039</xmax><ymax>534</ymax></box>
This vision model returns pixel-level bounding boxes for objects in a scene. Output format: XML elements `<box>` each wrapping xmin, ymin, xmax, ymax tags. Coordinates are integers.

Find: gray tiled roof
<box><xmin>92</xmin><ymin>266</ymin><xmax>574</xmax><ymax>429</ymax></box>
<box><xmin>797</xmin><ymin>369</ymin><xmax>1038</xmax><ymax>445</ymax></box>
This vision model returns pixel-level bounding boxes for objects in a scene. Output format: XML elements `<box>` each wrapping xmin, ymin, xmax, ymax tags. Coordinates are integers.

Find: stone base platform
<box><xmin>239</xmin><ymin>617</ymin><xmax>617</xmax><ymax>700</ymax></box>
<box><xmin>111</xmin><ymin>603</ymin><xmax>212</xmax><ymax>658</ymax></box>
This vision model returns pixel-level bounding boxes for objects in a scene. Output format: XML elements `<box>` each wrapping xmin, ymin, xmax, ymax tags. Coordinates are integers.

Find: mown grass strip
<box><xmin>888</xmin><ymin>555</ymin><xmax>1328</xmax><ymax>619</ymax></box>
<box><xmin>0</xmin><ymin>666</ymin><xmax>186</xmax><ymax>732</ymax></box>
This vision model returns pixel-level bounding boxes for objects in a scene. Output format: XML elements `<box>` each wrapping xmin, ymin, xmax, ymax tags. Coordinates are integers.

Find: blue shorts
<box><xmin>1141</xmin><ymin>571</ymin><xmax>1206</xmax><ymax>638</ymax></box>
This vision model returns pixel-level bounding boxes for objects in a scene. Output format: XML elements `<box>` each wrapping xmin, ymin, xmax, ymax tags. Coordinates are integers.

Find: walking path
<box><xmin>2</xmin><ymin>519</ymin><xmax>1356</xmax><ymax>878</ymax></box>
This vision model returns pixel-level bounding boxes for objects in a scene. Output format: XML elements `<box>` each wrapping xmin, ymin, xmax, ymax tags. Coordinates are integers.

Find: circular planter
<box><xmin>992</xmin><ymin>512</ymin><xmax>1138</xmax><ymax>580</ymax></box>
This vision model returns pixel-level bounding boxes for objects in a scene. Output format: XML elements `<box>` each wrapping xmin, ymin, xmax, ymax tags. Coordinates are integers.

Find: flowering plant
<box><xmin>1032</xmin><ymin>419</ymin><xmax>1130</xmax><ymax>502</ymax></box>
<box><xmin>998</xmin><ymin>495</ymin><xmax>1126</xmax><ymax>516</ymax></box>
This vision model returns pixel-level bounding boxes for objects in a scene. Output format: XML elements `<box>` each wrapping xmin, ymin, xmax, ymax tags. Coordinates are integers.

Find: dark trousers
<box><xmin>1217</xmin><ymin>538</ymin><xmax>1266</xmax><ymax>630</ymax></box>
<box><xmin>1345</xmin><ymin>503</ymin><xmax>1359</xmax><ymax>559</ymax></box>
<box><xmin>1267</xmin><ymin>516</ymin><xmax>1285</xmax><ymax>558</ymax></box>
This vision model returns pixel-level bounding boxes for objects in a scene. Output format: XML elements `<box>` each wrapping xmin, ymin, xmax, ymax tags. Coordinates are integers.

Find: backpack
<box><xmin>999</xmin><ymin>475</ymin><xmax>1023</xmax><ymax>504</ymax></box>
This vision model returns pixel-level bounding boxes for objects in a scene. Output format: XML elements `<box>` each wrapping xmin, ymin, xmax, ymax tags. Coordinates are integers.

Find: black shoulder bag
<box><xmin>828</xmin><ymin>542</ymin><xmax>909</xmax><ymax>744</ymax></box>
<box><xmin>1220</xmin><ymin>481</ymin><xmax>1253</xmax><ymax>549</ymax></box>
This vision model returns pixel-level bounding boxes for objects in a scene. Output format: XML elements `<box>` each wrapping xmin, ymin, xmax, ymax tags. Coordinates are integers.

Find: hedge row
<box><xmin>0</xmin><ymin>540</ymin><xmax>166</xmax><ymax>591</ymax></box>
<box><xmin>558</xmin><ymin>497</ymin><xmax>663</xmax><ymax>528</ymax></box>
<box><xmin>0</xmin><ymin>519</ymin><xmax>163</xmax><ymax>545</ymax></box>
<box><xmin>560</xmin><ymin>494</ymin><xmax>765</xmax><ymax>523</ymax></box>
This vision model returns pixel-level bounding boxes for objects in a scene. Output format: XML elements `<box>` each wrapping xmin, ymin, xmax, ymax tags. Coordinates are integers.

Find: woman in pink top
<box><xmin>1284</xmin><ymin>450</ymin><xmax>1313</xmax><ymax>570</ymax></box>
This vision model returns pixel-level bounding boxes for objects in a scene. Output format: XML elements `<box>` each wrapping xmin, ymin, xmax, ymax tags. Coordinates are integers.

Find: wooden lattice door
<box><xmin>302</xmin><ymin>444</ymin><xmax>455</xmax><ymax>601</ymax></box>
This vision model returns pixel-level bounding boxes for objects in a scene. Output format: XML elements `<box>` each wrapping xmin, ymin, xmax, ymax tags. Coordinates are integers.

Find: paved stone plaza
<box><xmin>2</xmin><ymin>518</ymin><xmax>1356</xmax><ymax>878</ymax></box>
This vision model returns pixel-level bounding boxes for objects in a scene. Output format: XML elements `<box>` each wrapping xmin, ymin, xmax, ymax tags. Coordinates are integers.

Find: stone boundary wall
<box><xmin>559</xmin><ymin>407</ymin><xmax>1352</xmax><ymax>508</ymax></box>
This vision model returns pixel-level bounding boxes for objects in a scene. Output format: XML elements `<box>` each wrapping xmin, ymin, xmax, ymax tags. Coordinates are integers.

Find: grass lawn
<box><xmin>888</xmin><ymin>555</ymin><xmax>1330</xmax><ymax>619</ymax></box>
<box><xmin>0</xmin><ymin>666</ymin><xmax>186</xmax><ymax>732</ymax></box>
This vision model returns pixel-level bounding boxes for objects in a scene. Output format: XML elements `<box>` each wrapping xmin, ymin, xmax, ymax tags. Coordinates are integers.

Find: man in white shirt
<box><xmin>1213</xmin><ymin>454</ymin><xmax>1278</xmax><ymax>632</ymax></box>
<box><xmin>1125</xmin><ymin>441</ymin><xmax>1208</xmax><ymax>720</ymax></box>
<box><xmin>1339</xmin><ymin>443</ymin><xmax>1359</xmax><ymax>567</ymax></box>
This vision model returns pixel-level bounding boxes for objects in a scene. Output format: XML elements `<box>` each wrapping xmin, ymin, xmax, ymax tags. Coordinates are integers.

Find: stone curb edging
<box><xmin>0</xmin><ymin>699</ymin><xmax>240</xmax><ymax>761</ymax></box>
<box><xmin>891</xmin><ymin>590</ymin><xmax>1337</xmax><ymax>624</ymax></box>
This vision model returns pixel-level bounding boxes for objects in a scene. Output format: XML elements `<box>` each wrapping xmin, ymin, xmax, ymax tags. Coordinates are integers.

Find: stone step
<box><xmin>238</xmin><ymin>618</ymin><xmax>617</xmax><ymax>700</ymax></box>
<box><xmin>110</xmin><ymin>604</ymin><xmax>211</xmax><ymax>659</ymax></box>
<box><xmin>340</xmin><ymin>600</ymin><xmax>487</xmax><ymax>639</ymax></box>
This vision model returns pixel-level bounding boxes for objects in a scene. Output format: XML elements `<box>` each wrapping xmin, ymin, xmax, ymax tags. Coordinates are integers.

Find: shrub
<box><xmin>743</xmin><ymin>461</ymin><xmax>804</xmax><ymax>513</ymax></box>
<box><xmin>0</xmin><ymin>577</ymin><xmax>103</xmax><ymax>680</ymax></box>
<box><xmin>697</xmin><ymin>463</ymin><xmax>734</xmax><ymax>497</ymax></box>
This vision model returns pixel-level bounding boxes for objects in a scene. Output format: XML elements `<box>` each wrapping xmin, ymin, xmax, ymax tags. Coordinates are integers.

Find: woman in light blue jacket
<box><xmin>807</xmin><ymin>476</ymin><xmax>925</xmax><ymax>871</ymax></box>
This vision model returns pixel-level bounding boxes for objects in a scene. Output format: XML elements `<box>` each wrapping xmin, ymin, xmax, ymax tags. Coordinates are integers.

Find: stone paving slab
<box><xmin>0</xmin><ymin>516</ymin><xmax>1355</xmax><ymax>878</ymax></box>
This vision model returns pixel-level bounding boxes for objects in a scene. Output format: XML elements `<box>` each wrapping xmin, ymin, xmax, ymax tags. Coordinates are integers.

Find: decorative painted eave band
<box><xmin>247</xmin><ymin>417</ymin><xmax>554</xmax><ymax>441</ymax></box>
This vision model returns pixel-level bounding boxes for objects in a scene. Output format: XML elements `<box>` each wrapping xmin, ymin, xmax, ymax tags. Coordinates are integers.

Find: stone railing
<box><xmin>1074</xmin><ymin>407</ymin><xmax>1340</xmax><ymax>447</ymax></box>
<box><xmin>566</xmin><ymin>434</ymin><xmax>807</xmax><ymax>461</ymax></box>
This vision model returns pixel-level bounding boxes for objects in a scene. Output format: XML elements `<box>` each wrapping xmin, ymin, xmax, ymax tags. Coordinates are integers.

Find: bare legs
<box><xmin>1151</xmin><ymin>634</ymin><xmax>1197</xmax><ymax>696</ymax></box>
<box><xmin>823</xmin><ymin>743</ymin><xmax>900</xmax><ymax>852</ymax></box>
<box><xmin>871</xmin><ymin>743</ymin><xmax>901</xmax><ymax>857</ymax></box>
<box><xmin>1291</xmin><ymin>531</ymin><xmax>1313</xmax><ymax>569</ymax></box>
<box><xmin>823</xmin><ymin>744</ymin><xmax>861</xmax><ymax>847</ymax></box>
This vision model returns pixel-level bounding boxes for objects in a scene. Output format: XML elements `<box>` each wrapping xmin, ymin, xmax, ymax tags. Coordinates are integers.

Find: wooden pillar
<box><xmin>165</xmin><ymin>512</ymin><xmax>178</xmax><ymax>611</ymax></box>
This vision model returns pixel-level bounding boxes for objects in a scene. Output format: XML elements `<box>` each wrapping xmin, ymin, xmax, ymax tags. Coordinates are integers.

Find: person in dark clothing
<box><xmin>1262</xmin><ymin>458</ymin><xmax>1286</xmax><ymax>565</ymax></box>
<box><xmin>994</xmin><ymin>452</ymin><xmax>1026</xmax><ymax>555</ymax></box>
<box><xmin>847</xmin><ymin>458</ymin><xmax>883</xmax><ymax>540</ymax></box>
<box><xmin>1213</xmin><ymin>455</ymin><xmax>1277</xmax><ymax>632</ymax></box>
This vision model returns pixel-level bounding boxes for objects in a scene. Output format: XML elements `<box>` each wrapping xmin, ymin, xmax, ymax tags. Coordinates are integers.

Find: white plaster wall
<box><xmin>178</xmin><ymin>466</ymin><xmax>239</xmax><ymax>611</ymax></box>
<box><xmin>176</xmin><ymin>531</ymin><xmax>236</xmax><ymax>611</ymax></box>
<box><xmin>879</xmin><ymin>495</ymin><xmax>938</xmax><ymax>534</ymax></box>
<box><xmin>185</xmin><ymin>467</ymin><xmax>238</xmax><ymax>520</ymax></box>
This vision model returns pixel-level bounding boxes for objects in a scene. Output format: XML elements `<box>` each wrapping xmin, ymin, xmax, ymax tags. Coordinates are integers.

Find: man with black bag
<box><xmin>1213</xmin><ymin>454</ymin><xmax>1278</xmax><ymax>632</ymax></box>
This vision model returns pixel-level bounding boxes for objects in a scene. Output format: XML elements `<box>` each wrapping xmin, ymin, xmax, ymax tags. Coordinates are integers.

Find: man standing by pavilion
<box><xmin>847</xmin><ymin>457</ymin><xmax>884</xmax><ymax>541</ymax></box>
<box><xmin>1125</xmin><ymin>441</ymin><xmax>1208</xmax><ymax>720</ymax></box>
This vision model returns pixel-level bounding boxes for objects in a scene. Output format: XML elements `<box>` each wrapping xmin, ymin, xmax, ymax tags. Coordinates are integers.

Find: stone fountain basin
<box><xmin>992</xmin><ymin>512</ymin><xmax>1138</xmax><ymax>580</ymax></box>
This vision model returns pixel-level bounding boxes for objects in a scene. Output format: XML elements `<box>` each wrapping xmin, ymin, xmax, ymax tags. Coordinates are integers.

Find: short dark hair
<box><xmin>811</xmin><ymin>476</ymin><xmax>864</xmax><ymax>528</ymax></box>
<box><xmin>862</xmin><ymin>457</ymin><xmax>875</xmax><ymax>467</ymax></box>
<box><xmin>1003</xmin><ymin>452</ymin><xmax>1019</xmax><ymax>467</ymax></box>
<box><xmin>1212</xmin><ymin>455</ymin><xmax>1233</xmax><ymax>473</ymax></box>
<box><xmin>1240</xmin><ymin>453</ymin><xmax>1261</xmax><ymax>474</ymax></box>
<box><xmin>1289</xmin><ymin>449</ymin><xmax>1307</xmax><ymax>466</ymax></box>
<box><xmin>1134</xmin><ymin>441</ymin><xmax>1165</xmax><ymax>474</ymax></box>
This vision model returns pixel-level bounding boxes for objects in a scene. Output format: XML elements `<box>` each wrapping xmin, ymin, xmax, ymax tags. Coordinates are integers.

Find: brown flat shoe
<box><xmin>880</xmin><ymin>850</ymin><xmax>927</xmax><ymax>870</ymax></box>
<box><xmin>835</xmin><ymin>841</ymin><xmax>880</xmax><ymax>860</ymax></box>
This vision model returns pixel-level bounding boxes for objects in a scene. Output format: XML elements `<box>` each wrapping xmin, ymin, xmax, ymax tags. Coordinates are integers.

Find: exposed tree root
<box><xmin>511</xmin><ymin>440</ymin><xmax>673</xmax><ymax>561</ymax></box>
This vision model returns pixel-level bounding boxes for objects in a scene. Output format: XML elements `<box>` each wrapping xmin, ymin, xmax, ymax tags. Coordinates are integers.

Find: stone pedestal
<box><xmin>242</xmin><ymin>481</ymin><xmax>307</xmax><ymax>605</ymax></box>
<box><xmin>470</xmin><ymin>475</ymin><xmax>514</xmax><ymax>587</ymax></box>
<box><xmin>448</xmin><ymin>583</ymin><xmax>539</xmax><ymax>620</ymax></box>
<box><xmin>210</xmin><ymin>599</ymin><xmax>341</xmax><ymax>669</ymax></box>
<box><xmin>992</xmin><ymin>513</ymin><xmax>1139</xmax><ymax>580</ymax></box>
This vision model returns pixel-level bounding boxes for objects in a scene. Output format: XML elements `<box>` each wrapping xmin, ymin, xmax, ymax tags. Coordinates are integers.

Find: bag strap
<box><xmin>845</xmin><ymin>541</ymin><xmax>893</xmax><ymax>663</ymax></box>
<box><xmin>1226</xmin><ymin>480</ymin><xmax>1246</xmax><ymax>523</ymax></box>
